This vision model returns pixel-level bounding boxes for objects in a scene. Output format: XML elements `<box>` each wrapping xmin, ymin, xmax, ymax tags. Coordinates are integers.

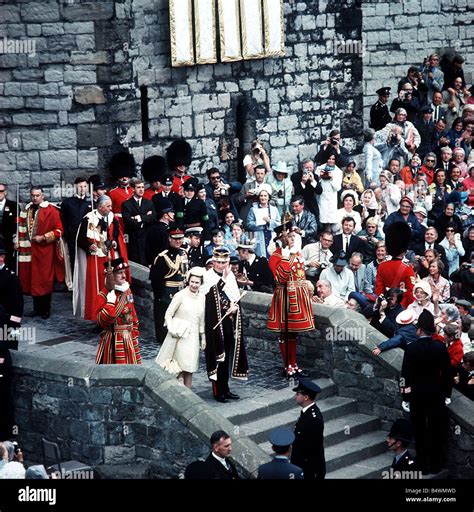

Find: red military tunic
<box><xmin>267</xmin><ymin>248</ymin><xmax>315</xmax><ymax>333</ymax></box>
<box><xmin>171</xmin><ymin>174</ymin><xmax>191</xmax><ymax>196</ymax></box>
<box><xmin>96</xmin><ymin>286</ymin><xmax>141</xmax><ymax>364</ymax></box>
<box><xmin>108</xmin><ymin>186</ymin><xmax>133</xmax><ymax>216</ymax></box>
<box><xmin>375</xmin><ymin>258</ymin><xmax>415</xmax><ymax>308</ymax></box>
<box><xmin>143</xmin><ymin>186</ymin><xmax>163</xmax><ymax>200</ymax></box>
<box><xmin>18</xmin><ymin>202</ymin><xmax>65</xmax><ymax>296</ymax></box>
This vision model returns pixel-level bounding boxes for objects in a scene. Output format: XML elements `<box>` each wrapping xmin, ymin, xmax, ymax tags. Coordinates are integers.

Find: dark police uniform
<box><xmin>392</xmin><ymin>450</ymin><xmax>417</xmax><ymax>472</ymax></box>
<box><xmin>0</xmin><ymin>198</ymin><xmax>18</xmax><ymax>269</ymax></box>
<box><xmin>290</xmin><ymin>379</ymin><xmax>326</xmax><ymax>480</ymax></box>
<box><xmin>370</xmin><ymin>87</ymin><xmax>392</xmax><ymax>131</ymax></box>
<box><xmin>149</xmin><ymin>240</ymin><xmax>186</xmax><ymax>344</ymax></box>
<box><xmin>238</xmin><ymin>255</ymin><xmax>273</xmax><ymax>292</ymax></box>
<box><xmin>204</xmin><ymin>452</ymin><xmax>240</xmax><ymax>480</ymax></box>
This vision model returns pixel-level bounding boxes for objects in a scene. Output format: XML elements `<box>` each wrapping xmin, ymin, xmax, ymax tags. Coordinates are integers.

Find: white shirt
<box><xmin>320</xmin><ymin>266</ymin><xmax>356</xmax><ymax>299</ymax></box>
<box><xmin>212</xmin><ymin>452</ymin><xmax>230</xmax><ymax>470</ymax></box>
<box><xmin>302</xmin><ymin>402</ymin><xmax>315</xmax><ymax>414</ymax></box>
<box><xmin>0</xmin><ymin>198</ymin><xmax>6</xmax><ymax>210</ymax></box>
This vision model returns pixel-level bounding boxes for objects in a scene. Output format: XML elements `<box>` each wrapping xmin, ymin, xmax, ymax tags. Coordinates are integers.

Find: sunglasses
<box><xmin>446</xmin><ymin>228</ymin><xmax>455</xmax><ymax>232</ymax></box>
<box><xmin>426</xmin><ymin>159</ymin><xmax>435</xmax><ymax>163</ymax></box>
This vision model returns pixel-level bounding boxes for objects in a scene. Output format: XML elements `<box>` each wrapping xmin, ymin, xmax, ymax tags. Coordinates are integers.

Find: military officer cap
<box><xmin>388</xmin><ymin>419</ymin><xmax>413</xmax><ymax>444</ymax></box>
<box><xmin>420</xmin><ymin>105</ymin><xmax>434</xmax><ymax>114</ymax></box>
<box><xmin>0</xmin><ymin>239</ymin><xmax>6</xmax><ymax>255</ymax></box>
<box><xmin>103</xmin><ymin>257</ymin><xmax>130</xmax><ymax>273</ymax></box>
<box><xmin>185</xmin><ymin>227</ymin><xmax>203</xmax><ymax>237</ymax></box>
<box><xmin>162</xmin><ymin>174</ymin><xmax>174</xmax><ymax>187</ymax></box>
<box><xmin>292</xmin><ymin>378</ymin><xmax>321</xmax><ymax>399</ymax></box>
<box><xmin>168</xmin><ymin>226</ymin><xmax>185</xmax><ymax>239</ymax></box>
<box><xmin>376</xmin><ymin>87</ymin><xmax>391</xmax><ymax>96</ymax></box>
<box><xmin>269</xmin><ymin>427</ymin><xmax>295</xmax><ymax>448</ymax></box>
<box><xmin>183</xmin><ymin>179</ymin><xmax>198</xmax><ymax>192</ymax></box>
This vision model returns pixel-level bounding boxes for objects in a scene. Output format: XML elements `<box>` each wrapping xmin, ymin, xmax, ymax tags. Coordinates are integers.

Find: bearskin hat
<box><xmin>166</xmin><ymin>139</ymin><xmax>192</xmax><ymax>169</ymax></box>
<box><xmin>88</xmin><ymin>174</ymin><xmax>106</xmax><ymax>191</ymax></box>
<box><xmin>142</xmin><ymin>155</ymin><xmax>166</xmax><ymax>183</ymax></box>
<box><xmin>109</xmin><ymin>151</ymin><xmax>136</xmax><ymax>180</ymax></box>
<box><xmin>385</xmin><ymin>221</ymin><xmax>411</xmax><ymax>257</ymax></box>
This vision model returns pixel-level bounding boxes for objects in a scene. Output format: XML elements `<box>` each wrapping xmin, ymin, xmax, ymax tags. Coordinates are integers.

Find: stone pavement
<box><xmin>20</xmin><ymin>290</ymin><xmax>290</xmax><ymax>407</ymax></box>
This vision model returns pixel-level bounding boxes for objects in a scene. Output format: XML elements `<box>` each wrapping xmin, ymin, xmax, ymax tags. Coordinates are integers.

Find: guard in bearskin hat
<box><xmin>166</xmin><ymin>139</ymin><xmax>192</xmax><ymax>196</ymax></box>
<box><xmin>375</xmin><ymin>221</ymin><xmax>416</xmax><ymax>307</ymax></box>
<box><xmin>108</xmin><ymin>151</ymin><xmax>136</xmax><ymax>217</ymax></box>
<box><xmin>142</xmin><ymin>155</ymin><xmax>167</xmax><ymax>200</ymax></box>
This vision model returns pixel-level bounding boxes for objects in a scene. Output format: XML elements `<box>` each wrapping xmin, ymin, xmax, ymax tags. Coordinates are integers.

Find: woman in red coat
<box><xmin>268</xmin><ymin>223</ymin><xmax>315</xmax><ymax>378</ymax></box>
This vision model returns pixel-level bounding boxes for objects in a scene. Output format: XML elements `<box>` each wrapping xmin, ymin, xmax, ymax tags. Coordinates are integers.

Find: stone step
<box><xmin>325</xmin><ymin>430</ymin><xmax>389</xmax><ymax>473</ymax></box>
<box><xmin>259</xmin><ymin>413</ymin><xmax>380</xmax><ymax>453</ymax></box>
<box><xmin>222</xmin><ymin>378</ymin><xmax>335</xmax><ymax>425</ymax></box>
<box><xmin>326</xmin><ymin>452</ymin><xmax>393</xmax><ymax>479</ymax></box>
<box><xmin>240</xmin><ymin>396</ymin><xmax>357</xmax><ymax>444</ymax></box>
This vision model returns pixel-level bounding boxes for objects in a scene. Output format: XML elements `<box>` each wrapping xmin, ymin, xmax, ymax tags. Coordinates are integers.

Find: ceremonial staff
<box><xmin>15</xmin><ymin>184</ymin><xmax>19</xmax><ymax>276</ymax></box>
<box><xmin>90</xmin><ymin>183</ymin><xmax>100</xmax><ymax>297</ymax></box>
<box><xmin>213</xmin><ymin>291</ymin><xmax>248</xmax><ymax>330</ymax></box>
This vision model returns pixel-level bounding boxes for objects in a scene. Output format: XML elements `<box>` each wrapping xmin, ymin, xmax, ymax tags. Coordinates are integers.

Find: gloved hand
<box><xmin>402</xmin><ymin>401</ymin><xmax>410</xmax><ymax>413</ymax></box>
<box><xmin>106</xmin><ymin>290</ymin><xmax>116</xmax><ymax>304</ymax></box>
<box><xmin>281</xmin><ymin>246</ymin><xmax>290</xmax><ymax>258</ymax></box>
<box><xmin>444</xmin><ymin>397</ymin><xmax>451</xmax><ymax>406</ymax></box>
<box><xmin>200</xmin><ymin>337</ymin><xmax>206</xmax><ymax>350</ymax></box>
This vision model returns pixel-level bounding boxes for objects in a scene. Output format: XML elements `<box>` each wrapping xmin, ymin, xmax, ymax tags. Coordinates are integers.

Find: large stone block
<box><xmin>49</xmin><ymin>129</ymin><xmax>77</xmax><ymax>149</ymax></box>
<box><xmin>76</xmin><ymin>34</ymin><xmax>96</xmax><ymax>52</ymax></box>
<box><xmin>78</xmin><ymin>150</ymin><xmax>99</xmax><ymax>168</ymax></box>
<box><xmin>38</xmin><ymin>83</ymin><xmax>59</xmax><ymax>96</ymax></box>
<box><xmin>13</xmin><ymin>68</ymin><xmax>44</xmax><ymax>81</ymax></box>
<box><xmin>71</xmin><ymin>51</ymin><xmax>110</xmax><ymax>66</ymax></box>
<box><xmin>16</xmin><ymin>151</ymin><xmax>40</xmax><ymax>171</ymax></box>
<box><xmin>0</xmin><ymin>96</ymin><xmax>24</xmax><ymax>110</ymax></box>
<box><xmin>44</xmin><ymin>97</ymin><xmax>73</xmax><ymax>111</ymax></box>
<box><xmin>64</xmin><ymin>22</ymin><xmax>95</xmax><ymax>35</ymax></box>
<box><xmin>64</xmin><ymin>70</ymin><xmax>97</xmax><ymax>84</ymax></box>
<box><xmin>68</xmin><ymin>110</ymin><xmax>96</xmax><ymax>124</ymax></box>
<box><xmin>74</xmin><ymin>85</ymin><xmax>106</xmax><ymax>105</ymax></box>
<box><xmin>97</xmin><ymin>63</ymin><xmax>133</xmax><ymax>83</ymax></box>
<box><xmin>42</xmin><ymin>23</ymin><xmax>65</xmax><ymax>36</ymax></box>
<box><xmin>44</xmin><ymin>69</ymin><xmax>64</xmax><ymax>83</ymax></box>
<box><xmin>109</xmin><ymin>101</ymin><xmax>141</xmax><ymax>122</ymax></box>
<box><xmin>21</xmin><ymin>3</ymin><xmax>60</xmax><ymax>22</ymax></box>
<box><xmin>63</xmin><ymin>2</ymin><xmax>115</xmax><ymax>21</ymax></box>
<box><xmin>40</xmin><ymin>150</ymin><xmax>78</xmax><ymax>170</ymax></box>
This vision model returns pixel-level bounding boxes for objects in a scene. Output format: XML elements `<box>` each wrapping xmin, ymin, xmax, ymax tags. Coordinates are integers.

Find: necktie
<box><xmin>296</xmin><ymin>214</ymin><xmax>300</xmax><ymax>223</ymax></box>
<box><xmin>344</xmin><ymin>236</ymin><xmax>349</xmax><ymax>252</ymax></box>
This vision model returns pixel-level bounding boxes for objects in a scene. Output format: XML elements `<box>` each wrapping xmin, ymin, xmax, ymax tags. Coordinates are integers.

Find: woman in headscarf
<box><xmin>354</xmin><ymin>188</ymin><xmax>379</xmax><ymax>228</ymax></box>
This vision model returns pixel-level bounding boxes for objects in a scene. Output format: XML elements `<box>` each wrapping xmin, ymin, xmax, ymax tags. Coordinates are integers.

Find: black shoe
<box><xmin>41</xmin><ymin>312</ymin><xmax>50</xmax><ymax>320</ymax></box>
<box><xmin>25</xmin><ymin>310</ymin><xmax>39</xmax><ymax>317</ymax></box>
<box><xmin>214</xmin><ymin>396</ymin><xmax>228</xmax><ymax>403</ymax></box>
<box><xmin>225</xmin><ymin>392</ymin><xmax>240</xmax><ymax>400</ymax></box>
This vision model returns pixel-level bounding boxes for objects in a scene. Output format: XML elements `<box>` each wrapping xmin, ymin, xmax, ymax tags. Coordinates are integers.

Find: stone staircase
<box><xmin>220</xmin><ymin>377</ymin><xmax>394</xmax><ymax>479</ymax></box>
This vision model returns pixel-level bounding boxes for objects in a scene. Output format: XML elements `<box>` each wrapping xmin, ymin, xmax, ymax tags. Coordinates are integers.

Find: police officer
<box><xmin>386</xmin><ymin>418</ymin><xmax>417</xmax><ymax>473</ymax></box>
<box><xmin>258</xmin><ymin>428</ymin><xmax>304</xmax><ymax>479</ymax></box>
<box><xmin>291</xmin><ymin>378</ymin><xmax>326</xmax><ymax>480</ymax></box>
<box><xmin>177</xmin><ymin>179</ymin><xmax>210</xmax><ymax>239</ymax></box>
<box><xmin>0</xmin><ymin>239</ymin><xmax>23</xmax><ymax>440</ymax></box>
<box><xmin>186</xmin><ymin>227</ymin><xmax>206</xmax><ymax>268</ymax></box>
<box><xmin>149</xmin><ymin>227</ymin><xmax>187</xmax><ymax>344</ymax></box>
<box><xmin>370</xmin><ymin>87</ymin><xmax>392</xmax><ymax>131</ymax></box>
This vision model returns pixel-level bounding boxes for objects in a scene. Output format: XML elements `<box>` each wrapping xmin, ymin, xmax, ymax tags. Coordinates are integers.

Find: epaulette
<box><xmin>158</xmin><ymin>249</ymin><xmax>168</xmax><ymax>257</ymax></box>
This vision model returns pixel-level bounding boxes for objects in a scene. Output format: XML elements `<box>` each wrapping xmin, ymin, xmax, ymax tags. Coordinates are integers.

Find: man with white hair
<box><xmin>313</xmin><ymin>279</ymin><xmax>345</xmax><ymax>307</ymax></box>
<box><xmin>73</xmin><ymin>194</ymin><xmax>129</xmax><ymax>322</ymax></box>
<box><xmin>377</xmin><ymin>123</ymin><xmax>413</xmax><ymax>168</ymax></box>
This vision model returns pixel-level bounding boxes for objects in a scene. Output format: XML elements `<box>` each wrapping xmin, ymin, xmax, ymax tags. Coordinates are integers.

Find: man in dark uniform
<box><xmin>176</xmin><ymin>179</ymin><xmax>210</xmax><ymax>239</ymax></box>
<box><xmin>204</xmin><ymin>430</ymin><xmax>240</xmax><ymax>480</ymax></box>
<box><xmin>0</xmin><ymin>239</ymin><xmax>23</xmax><ymax>440</ymax></box>
<box><xmin>258</xmin><ymin>428</ymin><xmax>304</xmax><ymax>479</ymax></box>
<box><xmin>386</xmin><ymin>418</ymin><xmax>417</xmax><ymax>475</ymax></box>
<box><xmin>416</xmin><ymin>106</ymin><xmax>436</xmax><ymax>160</ymax></box>
<box><xmin>122</xmin><ymin>178</ymin><xmax>156</xmax><ymax>266</ymax></box>
<box><xmin>0</xmin><ymin>183</ymin><xmax>19</xmax><ymax>269</ymax></box>
<box><xmin>60</xmin><ymin>177</ymin><xmax>92</xmax><ymax>269</ymax></box>
<box><xmin>370</xmin><ymin>87</ymin><xmax>392</xmax><ymax>131</ymax></box>
<box><xmin>149</xmin><ymin>226</ymin><xmax>187</xmax><ymax>344</ymax></box>
<box><xmin>400</xmin><ymin>310</ymin><xmax>451</xmax><ymax>475</ymax></box>
<box><xmin>186</xmin><ymin>227</ymin><xmax>206</xmax><ymax>268</ymax></box>
<box><xmin>291</xmin><ymin>378</ymin><xmax>326</xmax><ymax>480</ymax></box>
<box><xmin>145</xmin><ymin>199</ymin><xmax>175</xmax><ymax>266</ymax></box>
<box><xmin>236</xmin><ymin>239</ymin><xmax>273</xmax><ymax>293</ymax></box>
<box><xmin>151</xmin><ymin>175</ymin><xmax>181</xmax><ymax>212</ymax></box>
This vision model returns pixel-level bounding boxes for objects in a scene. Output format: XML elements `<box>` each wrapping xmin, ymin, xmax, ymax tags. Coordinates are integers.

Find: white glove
<box><xmin>281</xmin><ymin>246</ymin><xmax>290</xmax><ymax>258</ymax></box>
<box><xmin>200</xmin><ymin>337</ymin><xmax>206</xmax><ymax>350</ymax></box>
<box><xmin>402</xmin><ymin>401</ymin><xmax>410</xmax><ymax>413</ymax></box>
<box><xmin>444</xmin><ymin>398</ymin><xmax>451</xmax><ymax>406</ymax></box>
<box><xmin>106</xmin><ymin>290</ymin><xmax>116</xmax><ymax>303</ymax></box>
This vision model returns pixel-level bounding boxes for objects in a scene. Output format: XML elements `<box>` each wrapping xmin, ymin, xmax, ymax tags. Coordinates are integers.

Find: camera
<box><xmin>303</xmin><ymin>170</ymin><xmax>309</xmax><ymax>176</ymax></box>
<box><xmin>12</xmin><ymin>441</ymin><xmax>20</xmax><ymax>454</ymax></box>
<box><xmin>277</xmin><ymin>190</ymin><xmax>283</xmax><ymax>198</ymax></box>
<box><xmin>330</xmin><ymin>138</ymin><xmax>338</xmax><ymax>145</ymax></box>
<box><xmin>389</xmin><ymin>133</ymin><xmax>398</xmax><ymax>144</ymax></box>
<box><xmin>319</xmin><ymin>262</ymin><xmax>328</xmax><ymax>270</ymax></box>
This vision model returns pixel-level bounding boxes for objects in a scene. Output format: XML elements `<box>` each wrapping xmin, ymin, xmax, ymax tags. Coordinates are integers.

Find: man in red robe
<box><xmin>96</xmin><ymin>258</ymin><xmax>141</xmax><ymax>365</ymax></box>
<box><xmin>268</xmin><ymin>224</ymin><xmax>315</xmax><ymax>378</ymax></box>
<box><xmin>375</xmin><ymin>221</ymin><xmax>415</xmax><ymax>308</ymax></box>
<box><xmin>73</xmin><ymin>195</ymin><xmax>128</xmax><ymax>322</ymax></box>
<box><xmin>166</xmin><ymin>139</ymin><xmax>192</xmax><ymax>196</ymax></box>
<box><xmin>18</xmin><ymin>187</ymin><xmax>64</xmax><ymax>319</ymax></box>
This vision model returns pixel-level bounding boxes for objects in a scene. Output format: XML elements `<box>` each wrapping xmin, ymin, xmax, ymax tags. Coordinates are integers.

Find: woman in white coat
<box><xmin>363</xmin><ymin>128</ymin><xmax>384</xmax><ymax>186</ymax></box>
<box><xmin>315</xmin><ymin>154</ymin><xmax>343</xmax><ymax>232</ymax></box>
<box><xmin>156</xmin><ymin>267</ymin><xmax>206</xmax><ymax>389</ymax></box>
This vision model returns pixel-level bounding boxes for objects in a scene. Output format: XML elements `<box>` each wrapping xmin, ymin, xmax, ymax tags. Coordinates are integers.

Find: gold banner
<box><xmin>240</xmin><ymin>0</ymin><xmax>264</xmax><ymax>60</ymax></box>
<box><xmin>194</xmin><ymin>0</ymin><xmax>217</xmax><ymax>64</ymax></box>
<box><xmin>170</xmin><ymin>0</ymin><xmax>195</xmax><ymax>67</ymax></box>
<box><xmin>218</xmin><ymin>0</ymin><xmax>242</xmax><ymax>62</ymax></box>
<box><xmin>263</xmin><ymin>0</ymin><xmax>285</xmax><ymax>57</ymax></box>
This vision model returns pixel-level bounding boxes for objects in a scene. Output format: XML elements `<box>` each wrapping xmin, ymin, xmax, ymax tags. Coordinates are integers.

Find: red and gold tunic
<box><xmin>96</xmin><ymin>286</ymin><xmax>141</xmax><ymax>365</ymax></box>
<box><xmin>267</xmin><ymin>248</ymin><xmax>315</xmax><ymax>333</ymax></box>
<box><xmin>18</xmin><ymin>202</ymin><xmax>64</xmax><ymax>296</ymax></box>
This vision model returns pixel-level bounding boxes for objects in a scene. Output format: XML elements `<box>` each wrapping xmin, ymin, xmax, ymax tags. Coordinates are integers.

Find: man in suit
<box><xmin>430</xmin><ymin>91</ymin><xmax>447</xmax><ymax>124</ymax></box>
<box><xmin>145</xmin><ymin>199</ymin><xmax>175</xmax><ymax>266</ymax></box>
<box><xmin>258</xmin><ymin>428</ymin><xmax>304</xmax><ymax>479</ymax></box>
<box><xmin>400</xmin><ymin>310</ymin><xmax>451</xmax><ymax>475</ymax></box>
<box><xmin>386</xmin><ymin>419</ymin><xmax>417</xmax><ymax>474</ymax></box>
<box><xmin>204</xmin><ymin>430</ymin><xmax>240</xmax><ymax>479</ymax></box>
<box><xmin>122</xmin><ymin>179</ymin><xmax>156</xmax><ymax>266</ymax></box>
<box><xmin>348</xmin><ymin>252</ymin><xmax>366</xmax><ymax>292</ymax></box>
<box><xmin>236</xmin><ymin>239</ymin><xmax>273</xmax><ymax>293</ymax></box>
<box><xmin>332</xmin><ymin>217</ymin><xmax>365</xmax><ymax>261</ymax></box>
<box><xmin>370</xmin><ymin>87</ymin><xmax>392</xmax><ymax>131</ymax></box>
<box><xmin>291</xmin><ymin>378</ymin><xmax>326</xmax><ymax>480</ymax></box>
<box><xmin>412</xmin><ymin>227</ymin><xmax>448</xmax><ymax>276</ymax></box>
<box><xmin>0</xmin><ymin>183</ymin><xmax>18</xmax><ymax>269</ymax></box>
<box><xmin>290</xmin><ymin>159</ymin><xmax>321</xmax><ymax>218</ymax></box>
<box><xmin>416</xmin><ymin>106</ymin><xmax>436</xmax><ymax>160</ymax></box>
<box><xmin>291</xmin><ymin>196</ymin><xmax>318</xmax><ymax>247</ymax></box>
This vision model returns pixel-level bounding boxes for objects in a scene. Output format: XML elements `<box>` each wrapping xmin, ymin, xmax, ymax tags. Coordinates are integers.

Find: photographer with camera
<box><xmin>243</xmin><ymin>139</ymin><xmax>272</xmax><ymax>181</ymax></box>
<box><xmin>314</xmin><ymin>155</ymin><xmax>343</xmax><ymax>232</ymax></box>
<box><xmin>377</xmin><ymin>124</ymin><xmax>413</xmax><ymax>169</ymax></box>
<box><xmin>315</xmin><ymin>129</ymin><xmax>349</xmax><ymax>169</ymax></box>
<box><xmin>265</xmin><ymin>161</ymin><xmax>293</xmax><ymax>218</ymax></box>
<box><xmin>390</xmin><ymin>84</ymin><xmax>421</xmax><ymax>124</ymax></box>
<box><xmin>291</xmin><ymin>159</ymin><xmax>322</xmax><ymax>218</ymax></box>
<box><xmin>398</xmin><ymin>66</ymin><xmax>426</xmax><ymax>103</ymax></box>
<box><xmin>302</xmin><ymin>231</ymin><xmax>334</xmax><ymax>284</ymax></box>
<box><xmin>421</xmin><ymin>53</ymin><xmax>444</xmax><ymax>105</ymax></box>
<box><xmin>204</xmin><ymin>167</ymin><xmax>241</xmax><ymax>222</ymax></box>
<box><xmin>236</xmin><ymin>165</ymin><xmax>267</xmax><ymax>228</ymax></box>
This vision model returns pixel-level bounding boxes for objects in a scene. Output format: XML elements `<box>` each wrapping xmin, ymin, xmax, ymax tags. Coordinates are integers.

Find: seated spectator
<box><xmin>246</xmin><ymin>186</ymin><xmax>280</xmax><ymax>258</ymax></box>
<box><xmin>423</xmin><ymin>259</ymin><xmax>450</xmax><ymax>302</ymax></box>
<box><xmin>363</xmin><ymin>241</ymin><xmax>388</xmax><ymax>295</ymax></box>
<box><xmin>442</xmin><ymin>323</ymin><xmax>464</xmax><ymax>371</ymax></box>
<box><xmin>243</xmin><ymin>139</ymin><xmax>272</xmax><ymax>180</ymax></box>
<box><xmin>384</xmin><ymin>196</ymin><xmax>424</xmax><ymax>247</ymax></box>
<box><xmin>290</xmin><ymin>196</ymin><xmax>318</xmax><ymax>247</ymax></box>
<box><xmin>429</xmin><ymin>169</ymin><xmax>453</xmax><ymax>219</ymax></box>
<box><xmin>332</xmin><ymin>217</ymin><xmax>365</xmax><ymax>261</ymax></box>
<box><xmin>452</xmin><ymin>147</ymin><xmax>468</xmax><ymax>177</ymax></box>
<box><xmin>420</xmin><ymin>153</ymin><xmax>437</xmax><ymax>185</ymax></box>
<box><xmin>313</xmin><ymin>279</ymin><xmax>346</xmax><ymax>307</ymax></box>
<box><xmin>391</xmin><ymin>108</ymin><xmax>421</xmax><ymax>154</ymax></box>
<box><xmin>406</xmin><ymin>281</ymin><xmax>438</xmax><ymax>320</ymax></box>
<box><xmin>439</xmin><ymin>224</ymin><xmax>465</xmax><ymax>277</ymax></box>
<box><xmin>460</xmin><ymin>226</ymin><xmax>474</xmax><ymax>264</ymax></box>
<box><xmin>357</xmin><ymin>218</ymin><xmax>385</xmax><ymax>264</ymax></box>
<box><xmin>291</xmin><ymin>159</ymin><xmax>321</xmax><ymax>218</ymax></box>
<box><xmin>221</xmin><ymin>210</ymin><xmax>238</xmax><ymax>241</ymax></box>
<box><xmin>348</xmin><ymin>252</ymin><xmax>366</xmax><ymax>293</ymax></box>
<box><xmin>434</xmin><ymin>203</ymin><xmax>463</xmax><ymax>236</ymax></box>
<box><xmin>408</xmin><ymin>176</ymin><xmax>433</xmax><ymax>217</ymax></box>
<box><xmin>430</xmin><ymin>91</ymin><xmax>448</xmax><ymax>124</ymax></box>
<box><xmin>413</xmin><ymin>205</ymin><xmax>429</xmax><ymax>230</ymax></box>
<box><xmin>387</xmin><ymin>158</ymin><xmax>403</xmax><ymax>181</ymax></box>
<box><xmin>354</xmin><ymin>189</ymin><xmax>379</xmax><ymax>229</ymax></box>
<box><xmin>363</xmin><ymin>128</ymin><xmax>384</xmax><ymax>186</ymax></box>
<box><xmin>319</xmin><ymin>251</ymin><xmax>355</xmax><ymax>300</ymax></box>
<box><xmin>400</xmin><ymin>154</ymin><xmax>423</xmax><ymax>187</ymax></box>
<box><xmin>415</xmin><ymin>248</ymin><xmax>439</xmax><ymax>279</ymax></box>
<box><xmin>438</xmin><ymin>146</ymin><xmax>455</xmax><ymax>175</ymax></box>
<box><xmin>226</xmin><ymin>222</ymin><xmax>245</xmax><ymax>257</ymax></box>
<box><xmin>346</xmin><ymin>296</ymin><xmax>362</xmax><ymax>313</ymax></box>
<box><xmin>448</xmin><ymin>166</ymin><xmax>464</xmax><ymax>191</ymax></box>
<box><xmin>301</xmin><ymin>231</ymin><xmax>334</xmax><ymax>284</ymax></box>
<box><xmin>334</xmin><ymin>191</ymin><xmax>362</xmax><ymax>235</ymax></box>
<box><xmin>366</xmin><ymin>287</ymin><xmax>405</xmax><ymax>338</ymax></box>
<box><xmin>413</xmin><ymin>226</ymin><xmax>449</xmax><ymax>274</ymax></box>
<box><xmin>372</xmin><ymin>309</ymin><xmax>418</xmax><ymax>356</ymax></box>
<box><xmin>453</xmin><ymin>351</ymin><xmax>474</xmax><ymax>401</ymax></box>
<box><xmin>341</xmin><ymin>160</ymin><xmax>364</xmax><ymax>194</ymax></box>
